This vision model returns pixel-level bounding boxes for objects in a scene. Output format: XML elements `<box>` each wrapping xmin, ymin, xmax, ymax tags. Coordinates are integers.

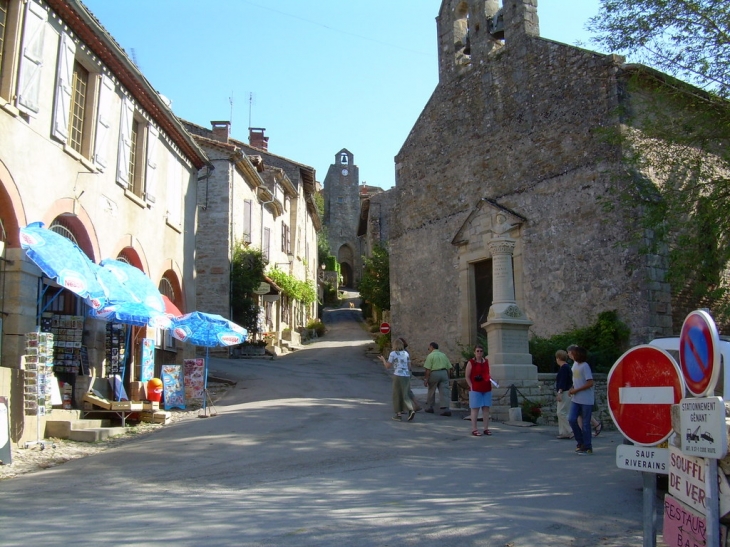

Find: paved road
<box><xmin>0</xmin><ymin>298</ymin><xmax>661</xmax><ymax>546</ymax></box>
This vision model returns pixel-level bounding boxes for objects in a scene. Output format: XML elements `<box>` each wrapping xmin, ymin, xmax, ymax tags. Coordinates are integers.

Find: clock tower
<box><xmin>322</xmin><ymin>149</ymin><xmax>362</xmax><ymax>287</ymax></box>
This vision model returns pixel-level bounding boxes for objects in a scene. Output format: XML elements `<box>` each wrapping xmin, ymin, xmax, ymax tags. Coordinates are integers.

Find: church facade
<box><xmin>390</xmin><ymin>0</ymin><xmax>677</xmax><ymax>363</ymax></box>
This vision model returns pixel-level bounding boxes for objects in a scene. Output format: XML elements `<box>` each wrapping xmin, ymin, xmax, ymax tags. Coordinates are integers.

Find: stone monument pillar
<box><xmin>483</xmin><ymin>227</ymin><xmax>537</xmax><ymax>421</ymax></box>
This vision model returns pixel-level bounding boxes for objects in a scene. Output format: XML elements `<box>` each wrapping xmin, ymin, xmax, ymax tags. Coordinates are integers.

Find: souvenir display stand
<box><xmin>22</xmin><ymin>332</ymin><xmax>57</xmax><ymax>450</ymax></box>
<box><xmin>40</xmin><ymin>313</ymin><xmax>84</xmax><ymax>408</ymax></box>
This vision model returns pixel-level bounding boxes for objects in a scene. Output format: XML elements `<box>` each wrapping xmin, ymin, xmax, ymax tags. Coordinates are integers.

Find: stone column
<box><xmin>483</xmin><ymin>236</ymin><xmax>537</xmax><ymax>421</ymax></box>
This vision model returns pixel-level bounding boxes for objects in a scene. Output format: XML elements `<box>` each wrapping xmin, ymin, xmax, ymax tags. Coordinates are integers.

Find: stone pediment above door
<box><xmin>451</xmin><ymin>198</ymin><xmax>526</xmax><ymax>247</ymax></box>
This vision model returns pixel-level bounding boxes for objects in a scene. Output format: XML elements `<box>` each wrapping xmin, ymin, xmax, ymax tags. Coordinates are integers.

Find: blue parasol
<box><xmin>171</xmin><ymin>311</ymin><xmax>247</xmax><ymax>415</ymax></box>
<box><xmin>98</xmin><ymin>259</ymin><xmax>165</xmax><ymax>312</ymax></box>
<box><xmin>89</xmin><ymin>302</ymin><xmax>173</xmax><ymax>329</ymax></box>
<box><xmin>20</xmin><ymin>222</ymin><xmax>106</xmax><ymax>309</ymax></box>
<box><xmin>171</xmin><ymin>311</ymin><xmax>247</xmax><ymax>347</ymax></box>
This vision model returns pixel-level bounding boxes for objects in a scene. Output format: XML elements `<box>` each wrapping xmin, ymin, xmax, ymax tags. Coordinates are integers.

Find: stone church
<box><xmin>388</xmin><ymin>0</ymin><xmax>683</xmax><ymax>363</ymax></box>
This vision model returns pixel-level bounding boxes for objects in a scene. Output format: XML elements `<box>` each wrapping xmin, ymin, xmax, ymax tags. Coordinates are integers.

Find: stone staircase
<box><xmin>45</xmin><ymin>410</ymin><xmax>127</xmax><ymax>443</ymax></box>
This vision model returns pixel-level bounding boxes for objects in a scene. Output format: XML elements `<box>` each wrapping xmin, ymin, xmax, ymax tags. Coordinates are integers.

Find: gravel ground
<box><xmin>0</xmin><ymin>381</ymin><xmax>232</xmax><ymax>481</ymax></box>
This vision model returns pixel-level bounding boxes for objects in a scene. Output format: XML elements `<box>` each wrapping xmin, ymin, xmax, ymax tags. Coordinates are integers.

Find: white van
<box><xmin>648</xmin><ymin>336</ymin><xmax>730</xmax><ymax>399</ymax></box>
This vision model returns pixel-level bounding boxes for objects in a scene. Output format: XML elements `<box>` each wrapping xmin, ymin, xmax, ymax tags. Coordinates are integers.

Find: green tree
<box><xmin>230</xmin><ymin>246</ymin><xmax>266</xmax><ymax>336</ymax></box>
<box><xmin>588</xmin><ymin>0</ymin><xmax>730</xmax><ymax>98</ymax></box>
<box><xmin>358</xmin><ymin>244</ymin><xmax>390</xmax><ymax>312</ymax></box>
<box><xmin>588</xmin><ymin>1</ymin><xmax>730</xmax><ymax>326</ymax></box>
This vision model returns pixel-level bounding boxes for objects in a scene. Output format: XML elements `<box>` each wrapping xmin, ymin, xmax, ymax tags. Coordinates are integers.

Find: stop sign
<box><xmin>607</xmin><ymin>345</ymin><xmax>684</xmax><ymax>446</ymax></box>
<box><xmin>380</xmin><ymin>322</ymin><xmax>390</xmax><ymax>334</ymax></box>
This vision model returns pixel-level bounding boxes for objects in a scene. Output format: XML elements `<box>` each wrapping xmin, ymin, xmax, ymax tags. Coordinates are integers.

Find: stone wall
<box><xmin>535</xmin><ymin>373</ymin><xmax>612</xmax><ymax>430</ymax></box>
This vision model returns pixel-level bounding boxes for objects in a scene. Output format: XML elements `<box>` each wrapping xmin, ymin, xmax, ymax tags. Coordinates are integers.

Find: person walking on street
<box><xmin>423</xmin><ymin>342</ymin><xmax>453</xmax><ymax>416</ymax></box>
<box><xmin>379</xmin><ymin>338</ymin><xmax>416</xmax><ymax>422</ymax></box>
<box><xmin>398</xmin><ymin>337</ymin><xmax>422</xmax><ymax>412</ymax></box>
<box><xmin>554</xmin><ymin>349</ymin><xmax>573</xmax><ymax>439</ymax></box>
<box><xmin>465</xmin><ymin>344</ymin><xmax>492</xmax><ymax>436</ymax></box>
<box><xmin>567</xmin><ymin>345</ymin><xmax>594</xmax><ymax>454</ymax></box>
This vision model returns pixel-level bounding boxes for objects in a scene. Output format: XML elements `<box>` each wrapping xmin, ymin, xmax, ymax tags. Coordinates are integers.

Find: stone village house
<box><xmin>181</xmin><ymin>121</ymin><xmax>322</xmax><ymax>352</ymax></box>
<box><xmin>0</xmin><ymin>0</ymin><xmax>209</xmax><ymax>445</ymax></box>
<box><xmin>363</xmin><ymin>0</ymin><xmax>728</xmax><ymax>370</ymax></box>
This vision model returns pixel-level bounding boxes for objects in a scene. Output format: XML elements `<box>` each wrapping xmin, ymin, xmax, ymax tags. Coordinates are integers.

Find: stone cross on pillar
<box><xmin>483</xmin><ymin>225</ymin><xmax>537</xmax><ymax>422</ymax></box>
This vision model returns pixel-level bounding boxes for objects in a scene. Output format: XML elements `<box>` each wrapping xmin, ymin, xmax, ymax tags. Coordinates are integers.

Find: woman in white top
<box><xmin>379</xmin><ymin>337</ymin><xmax>416</xmax><ymax>421</ymax></box>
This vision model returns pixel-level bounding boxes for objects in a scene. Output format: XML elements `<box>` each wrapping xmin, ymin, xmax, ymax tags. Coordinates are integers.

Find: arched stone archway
<box><xmin>337</xmin><ymin>244</ymin><xmax>355</xmax><ymax>288</ymax></box>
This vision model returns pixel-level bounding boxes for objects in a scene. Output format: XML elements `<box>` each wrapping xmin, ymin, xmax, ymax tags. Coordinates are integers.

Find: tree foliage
<box><xmin>358</xmin><ymin>244</ymin><xmax>390</xmax><ymax>311</ymax></box>
<box><xmin>231</xmin><ymin>245</ymin><xmax>266</xmax><ymax>336</ymax></box>
<box><xmin>588</xmin><ymin>0</ymin><xmax>730</xmax><ymax>98</ymax></box>
<box><xmin>590</xmin><ymin>1</ymin><xmax>730</xmax><ymax>327</ymax></box>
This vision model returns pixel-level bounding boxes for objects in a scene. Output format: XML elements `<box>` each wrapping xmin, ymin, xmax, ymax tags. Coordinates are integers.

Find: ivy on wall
<box><xmin>268</xmin><ymin>267</ymin><xmax>317</xmax><ymax>305</ymax></box>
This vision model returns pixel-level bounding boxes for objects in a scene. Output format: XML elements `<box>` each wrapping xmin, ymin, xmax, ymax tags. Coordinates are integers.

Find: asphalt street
<box><xmin>0</xmin><ymin>298</ymin><xmax>663</xmax><ymax>547</ymax></box>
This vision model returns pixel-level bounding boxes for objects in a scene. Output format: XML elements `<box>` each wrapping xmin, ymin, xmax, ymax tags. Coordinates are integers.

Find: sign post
<box><xmin>679</xmin><ymin>310</ymin><xmax>720</xmax><ymax>397</ymax></box>
<box><xmin>607</xmin><ymin>345</ymin><xmax>684</xmax><ymax>446</ymax></box>
<box><xmin>608</xmin><ymin>345</ymin><xmax>684</xmax><ymax>547</ymax></box>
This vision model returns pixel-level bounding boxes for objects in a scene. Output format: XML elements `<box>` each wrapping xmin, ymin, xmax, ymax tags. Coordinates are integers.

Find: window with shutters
<box><xmin>68</xmin><ymin>61</ymin><xmax>88</xmax><ymax>154</ymax></box>
<box><xmin>0</xmin><ymin>0</ymin><xmax>26</xmax><ymax>105</ymax></box>
<box><xmin>117</xmin><ymin>97</ymin><xmax>156</xmax><ymax>206</ymax></box>
<box><xmin>128</xmin><ymin>117</ymin><xmax>148</xmax><ymax>199</ymax></box>
<box><xmin>51</xmin><ymin>30</ymin><xmax>100</xmax><ymax>162</ymax></box>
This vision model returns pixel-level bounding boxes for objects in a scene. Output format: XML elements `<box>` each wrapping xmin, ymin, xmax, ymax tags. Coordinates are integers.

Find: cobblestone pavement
<box><xmin>0</xmin><ymin>381</ymin><xmax>232</xmax><ymax>481</ymax></box>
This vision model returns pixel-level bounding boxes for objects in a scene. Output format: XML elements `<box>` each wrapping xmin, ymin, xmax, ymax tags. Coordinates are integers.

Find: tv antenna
<box><xmin>248</xmin><ymin>92</ymin><xmax>255</xmax><ymax>129</ymax></box>
<box><xmin>229</xmin><ymin>92</ymin><xmax>234</xmax><ymax>126</ymax></box>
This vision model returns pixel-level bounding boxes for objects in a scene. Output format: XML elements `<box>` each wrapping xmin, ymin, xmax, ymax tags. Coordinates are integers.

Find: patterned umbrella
<box><xmin>171</xmin><ymin>311</ymin><xmax>247</xmax><ymax>347</ymax></box>
<box><xmin>20</xmin><ymin>222</ymin><xmax>106</xmax><ymax>309</ymax></box>
<box><xmin>98</xmin><ymin>259</ymin><xmax>165</xmax><ymax>312</ymax></box>
<box><xmin>89</xmin><ymin>302</ymin><xmax>173</xmax><ymax>329</ymax></box>
<box><xmin>171</xmin><ymin>311</ymin><xmax>247</xmax><ymax>414</ymax></box>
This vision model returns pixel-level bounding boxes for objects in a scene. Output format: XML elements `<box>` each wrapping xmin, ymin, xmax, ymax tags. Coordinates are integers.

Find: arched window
<box><xmin>49</xmin><ymin>218</ymin><xmax>78</xmax><ymax>245</ymax></box>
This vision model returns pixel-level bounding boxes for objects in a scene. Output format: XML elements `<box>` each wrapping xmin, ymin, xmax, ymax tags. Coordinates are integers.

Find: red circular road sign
<box><xmin>607</xmin><ymin>345</ymin><xmax>684</xmax><ymax>446</ymax></box>
<box><xmin>679</xmin><ymin>310</ymin><xmax>720</xmax><ymax>397</ymax></box>
<box><xmin>380</xmin><ymin>323</ymin><xmax>390</xmax><ymax>334</ymax></box>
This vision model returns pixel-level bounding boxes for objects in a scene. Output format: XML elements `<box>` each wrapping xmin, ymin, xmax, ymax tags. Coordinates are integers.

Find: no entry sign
<box><xmin>680</xmin><ymin>310</ymin><xmax>721</xmax><ymax>397</ymax></box>
<box><xmin>380</xmin><ymin>323</ymin><xmax>390</xmax><ymax>334</ymax></box>
<box><xmin>607</xmin><ymin>345</ymin><xmax>684</xmax><ymax>446</ymax></box>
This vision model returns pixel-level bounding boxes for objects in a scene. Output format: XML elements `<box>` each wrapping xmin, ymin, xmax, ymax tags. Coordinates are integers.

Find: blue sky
<box><xmin>82</xmin><ymin>0</ymin><xmax>603</xmax><ymax>189</ymax></box>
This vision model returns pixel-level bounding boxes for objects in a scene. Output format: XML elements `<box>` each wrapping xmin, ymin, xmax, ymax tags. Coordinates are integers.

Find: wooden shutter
<box><xmin>51</xmin><ymin>32</ymin><xmax>75</xmax><ymax>142</ymax></box>
<box><xmin>116</xmin><ymin>95</ymin><xmax>133</xmax><ymax>188</ymax></box>
<box><xmin>16</xmin><ymin>0</ymin><xmax>47</xmax><ymax>116</ymax></box>
<box><xmin>93</xmin><ymin>75</ymin><xmax>115</xmax><ymax>170</ymax></box>
<box><xmin>144</xmin><ymin>125</ymin><xmax>159</xmax><ymax>204</ymax></box>
<box><xmin>243</xmin><ymin>199</ymin><xmax>252</xmax><ymax>243</ymax></box>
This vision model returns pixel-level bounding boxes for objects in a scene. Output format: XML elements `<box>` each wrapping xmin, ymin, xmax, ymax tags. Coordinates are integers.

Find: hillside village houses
<box><xmin>181</xmin><ymin>121</ymin><xmax>321</xmax><ymax>353</ymax></box>
<box><xmin>0</xmin><ymin>0</ymin><xmax>321</xmax><ymax>446</ymax></box>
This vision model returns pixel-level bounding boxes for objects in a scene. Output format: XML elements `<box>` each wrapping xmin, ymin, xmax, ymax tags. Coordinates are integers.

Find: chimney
<box><xmin>249</xmin><ymin>127</ymin><xmax>269</xmax><ymax>151</ymax></box>
<box><xmin>211</xmin><ymin>121</ymin><xmax>230</xmax><ymax>143</ymax></box>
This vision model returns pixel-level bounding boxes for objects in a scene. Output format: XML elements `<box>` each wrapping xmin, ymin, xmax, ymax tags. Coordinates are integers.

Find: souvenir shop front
<box><xmin>29</xmin><ymin>280</ymin><xmax>153</xmax><ymax>410</ymax></box>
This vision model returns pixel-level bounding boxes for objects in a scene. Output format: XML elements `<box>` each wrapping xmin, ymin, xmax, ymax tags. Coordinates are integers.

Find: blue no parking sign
<box><xmin>679</xmin><ymin>310</ymin><xmax>721</xmax><ymax>397</ymax></box>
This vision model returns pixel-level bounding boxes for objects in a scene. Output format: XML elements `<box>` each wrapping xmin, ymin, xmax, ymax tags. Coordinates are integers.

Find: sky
<box><xmin>81</xmin><ymin>0</ymin><xmax>604</xmax><ymax>189</ymax></box>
